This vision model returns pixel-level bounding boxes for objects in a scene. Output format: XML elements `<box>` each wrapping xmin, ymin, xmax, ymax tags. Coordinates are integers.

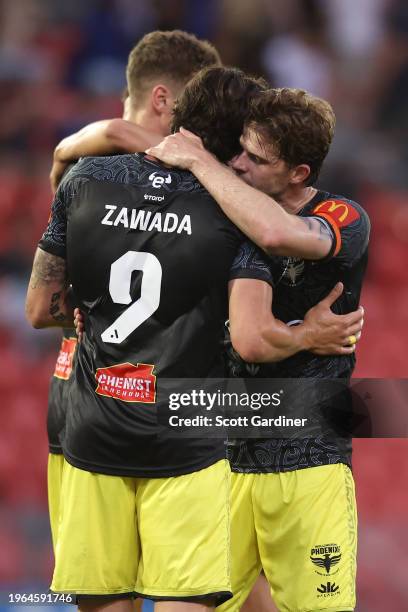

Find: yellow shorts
<box><xmin>47</xmin><ymin>453</ymin><xmax>65</xmax><ymax>552</ymax></box>
<box><xmin>220</xmin><ymin>464</ymin><xmax>357</xmax><ymax>612</ymax></box>
<box><xmin>51</xmin><ymin>458</ymin><xmax>231</xmax><ymax>604</ymax></box>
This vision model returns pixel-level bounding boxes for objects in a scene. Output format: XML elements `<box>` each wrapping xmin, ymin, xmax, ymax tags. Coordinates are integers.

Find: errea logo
<box><xmin>149</xmin><ymin>172</ymin><xmax>172</xmax><ymax>189</ymax></box>
<box><xmin>316</xmin><ymin>582</ymin><xmax>340</xmax><ymax>596</ymax></box>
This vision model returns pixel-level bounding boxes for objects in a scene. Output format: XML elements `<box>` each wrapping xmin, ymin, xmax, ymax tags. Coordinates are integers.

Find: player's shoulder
<box><xmin>231</xmin><ymin>240</ymin><xmax>270</xmax><ymax>272</ymax></box>
<box><xmin>59</xmin><ymin>153</ymin><xmax>144</xmax><ymax>187</ymax></box>
<box><xmin>310</xmin><ymin>190</ymin><xmax>370</xmax><ymax>232</ymax></box>
<box><xmin>60</xmin><ymin>153</ymin><xmax>207</xmax><ymax>194</ymax></box>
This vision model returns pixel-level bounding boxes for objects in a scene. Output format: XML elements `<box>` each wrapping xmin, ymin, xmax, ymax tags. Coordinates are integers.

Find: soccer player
<box><xmin>46</xmin><ymin>32</ymin><xmax>280</xmax><ymax>611</ymax></box>
<box><xmin>147</xmin><ymin>88</ymin><xmax>369</xmax><ymax>612</ymax></box>
<box><xmin>26</xmin><ymin>66</ymin><xmax>266</xmax><ymax>612</ymax></box>
<box><xmin>44</xmin><ymin>28</ymin><xmax>222</xmax><ymax>557</ymax></box>
<box><xmin>49</xmin><ymin>28</ymin><xmax>222</xmax><ymax>194</ymax></box>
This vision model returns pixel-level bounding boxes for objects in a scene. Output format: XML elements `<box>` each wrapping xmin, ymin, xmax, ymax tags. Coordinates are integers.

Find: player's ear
<box><xmin>290</xmin><ymin>164</ymin><xmax>310</xmax><ymax>185</ymax></box>
<box><xmin>151</xmin><ymin>84</ymin><xmax>174</xmax><ymax>116</ymax></box>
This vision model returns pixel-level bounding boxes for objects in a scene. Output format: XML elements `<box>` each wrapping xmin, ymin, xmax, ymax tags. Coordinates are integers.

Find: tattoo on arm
<box><xmin>300</xmin><ymin>217</ymin><xmax>332</xmax><ymax>241</ymax></box>
<box><xmin>318</xmin><ymin>220</ymin><xmax>333</xmax><ymax>240</ymax></box>
<box><xmin>29</xmin><ymin>249</ymin><xmax>67</xmax><ymax>289</ymax></box>
<box><xmin>49</xmin><ymin>291</ymin><xmax>69</xmax><ymax>324</ymax></box>
<box><xmin>28</xmin><ymin>249</ymin><xmax>72</xmax><ymax>326</ymax></box>
<box><xmin>300</xmin><ymin>217</ymin><xmax>314</xmax><ymax>232</ymax></box>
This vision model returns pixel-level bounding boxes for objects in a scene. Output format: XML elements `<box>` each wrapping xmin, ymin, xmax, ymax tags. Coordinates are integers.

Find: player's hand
<box><xmin>74</xmin><ymin>307</ymin><xmax>85</xmax><ymax>343</ymax></box>
<box><xmin>303</xmin><ymin>282</ymin><xmax>364</xmax><ymax>355</ymax></box>
<box><xmin>145</xmin><ymin>127</ymin><xmax>207</xmax><ymax>170</ymax></box>
<box><xmin>50</xmin><ymin>158</ymin><xmax>69</xmax><ymax>194</ymax></box>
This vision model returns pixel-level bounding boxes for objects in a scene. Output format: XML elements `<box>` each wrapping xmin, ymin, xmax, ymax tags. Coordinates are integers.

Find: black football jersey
<box><xmin>47</xmin><ymin>328</ymin><xmax>77</xmax><ymax>454</ymax></box>
<box><xmin>226</xmin><ymin>190</ymin><xmax>370</xmax><ymax>473</ymax></box>
<box><xmin>39</xmin><ymin>154</ymin><xmax>242</xmax><ymax>477</ymax></box>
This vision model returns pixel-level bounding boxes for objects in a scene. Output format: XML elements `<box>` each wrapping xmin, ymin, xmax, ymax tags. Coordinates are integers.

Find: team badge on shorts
<box><xmin>310</xmin><ymin>543</ymin><xmax>341</xmax><ymax>576</ymax></box>
<box><xmin>95</xmin><ymin>362</ymin><xmax>156</xmax><ymax>403</ymax></box>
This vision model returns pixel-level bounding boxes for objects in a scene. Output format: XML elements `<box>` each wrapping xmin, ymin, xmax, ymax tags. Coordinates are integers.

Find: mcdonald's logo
<box><xmin>313</xmin><ymin>200</ymin><xmax>360</xmax><ymax>228</ymax></box>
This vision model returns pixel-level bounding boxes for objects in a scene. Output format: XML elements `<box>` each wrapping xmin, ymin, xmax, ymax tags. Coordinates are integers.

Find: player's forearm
<box><xmin>26</xmin><ymin>286</ymin><xmax>74</xmax><ymax>329</ymax></box>
<box><xmin>55</xmin><ymin>119</ymin><xmax>164</xmax><ymax>163</ymax></box>
<box><xmin>255</xmin><ymin>321</ymin><xmax>311</xmax><ymax>362</ymax></box>
<box><xmin>231</xmin><ymin>318</ymin><xmax>311</xmax><ymax>363</ymax></box>
<box><xmin>190</xmin><ymin>152</ymin><xmax>297</xmax><ymax>252</ymax></box>
<box><xmin>26</xmin><ymin>249</ymin><xmax>74</xmax><ymax>328</ymax></box>
<box><xmin>54</xmin><ymin>120</ymin><xmax>122</xmax><ymax>162</ymax></box>
<box><xmin>190</xmin><ymin>153</ymin><xmax>332</xmax><ymax>259</ymax></box>
<box><xmin>105</xmin><ymin>119</ymin><xmax>163</xmax><ymax>151</ymax></box>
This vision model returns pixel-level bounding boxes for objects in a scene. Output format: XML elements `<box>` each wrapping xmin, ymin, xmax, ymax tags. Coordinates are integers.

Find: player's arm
<box><xmin>27</xmin><ymin>174</ymin><xmax>75</xmax><ymax>328</ymax></box>
<box><xmin>194</xmin><ymin>158</ymin><xmax>333</xmax><ymax>260</ymax></box>
<box><xmin>51</xmin><ymin>119</ymin><xmax>163</xmax><ymax>192</ymax></box>
<box><xmin>229</xmin><ymin>279</ymin><xmax>363</xmax><ymax>363</ymax></box>
<box><xmin>25</xmin><ymin>248</ymin><xmax>73</xmax><ymax>328</ymax></box>
<box><xmin>147</xmin><ymin>129</ymin><xmax>333</xmax><ymax>260</ymax></box>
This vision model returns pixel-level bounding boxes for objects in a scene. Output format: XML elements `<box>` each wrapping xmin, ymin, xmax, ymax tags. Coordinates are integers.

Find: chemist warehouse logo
<box><xmin>95</xmin><ymin>363</ymin><xmax>156</xmax><ymax>403</ymax></box>
<box><xmin>53</xmin><ymin>337</ymin><xmax>77</xmax><ymax>380</ymax></box>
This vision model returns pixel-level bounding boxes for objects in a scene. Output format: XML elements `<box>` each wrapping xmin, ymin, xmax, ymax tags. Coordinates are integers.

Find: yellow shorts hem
<box><xmin>51</xmin><ymin>587</ymin><xmax>134</xmax><ymax>595</ymax></box>
<box><xmin>135</xmin><ymin>586</ymin><xmax>231</xmax><ymax>597</ymax></box>
<box><xmin>303</xmin><ymin>608</ymin><xmax>354</xmax><ymax>612</ymax></box>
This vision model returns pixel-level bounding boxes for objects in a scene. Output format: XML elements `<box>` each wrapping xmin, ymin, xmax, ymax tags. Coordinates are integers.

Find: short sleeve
<box><xmin>312</xmin><ymin>198</ymin><xmax>370</xmax><ymax>266</ymax></box>
<box><xmin>229</xmin><ymin>241</ymin><xmax>274</xmax><ymax>286</ymax></box>
<box><xmin>38</xmin><ymin>187</ymin><xmax>68</xmax><ymax>258</ymax></box>
<box><xmin>38</xmin><ymin>165</ymin><xmax>85</xmax><ymax>259</ymax></box>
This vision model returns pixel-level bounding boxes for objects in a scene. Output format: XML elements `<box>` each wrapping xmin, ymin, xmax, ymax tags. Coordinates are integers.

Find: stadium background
<box><xmin>0</xmin><ymin>0</ymin><xmax>407</xmax><ymax>610</ymax></box>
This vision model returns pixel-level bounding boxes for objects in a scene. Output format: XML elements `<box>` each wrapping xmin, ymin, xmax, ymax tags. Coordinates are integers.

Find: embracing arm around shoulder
<box><xmin>51</xmin><ymin>119</ymin><xmax>163</xmax><ymax>193</ymax></box>
<box><xmin>54</xmin><ymin>119</ymin><xmax>162</xmax><ymax>162</ymax></box>
<box><xmin>147</xmin><ymin>129</ymin><xmax>334</xmax><ymax>260</ymax></box>
<box><xmin>25</xmin><ymin>248</ymin><xmax>73</xmax><ymax>329</ymax></box>
<box><xmin>190</xmin><ymin>155</ymin><xmax>334</xmax><ymax>260</ymax></box>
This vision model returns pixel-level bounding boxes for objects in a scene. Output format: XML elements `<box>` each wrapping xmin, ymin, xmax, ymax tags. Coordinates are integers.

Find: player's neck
<box><xmin>278</xmin><ymin>186</ymin><xmax>317</xmax><ymax>215</ymax></box>
<box><xmin>128</xmin><ymin>107</ymin><xmax>168</xmax><ymax>138</ymax></box>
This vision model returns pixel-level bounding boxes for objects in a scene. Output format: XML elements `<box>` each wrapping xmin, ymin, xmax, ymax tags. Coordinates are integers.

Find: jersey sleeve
<box><xmin>38</xmin><ymin>186</ymin><xmax>68</xmax><ymax>258</ymax></box>
<box><xmin>38</xmin><ymin>164</ymin><xmax>85</xmax><ymax>259</ymax></box>
<box><xmin>311</xmin><ymin>198</ymin><xmax>370</xmax><ymax>266</ymax></box>
<box><xmin>229</xmin><ymin>241</ymin><xmax>274</xmax><ymax>286</ymax></box>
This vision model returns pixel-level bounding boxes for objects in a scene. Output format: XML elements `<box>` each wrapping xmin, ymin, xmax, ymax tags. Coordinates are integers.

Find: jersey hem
<box><xmin>230</xmin><ymin>458</ymin><xmax>352</xmax><ymax>474</ymax></box>
<box><xmin>49</xmin><ymin>445</ymin><xmax>63</xmax><ymax>455</ymax></box>
<box><xmin>62</xmin><ymin>449</ymin><xmax>226</xmax><ymax>479</ymax></box>
<box><xmin>48</xmin><ymin>442</ymin><xmax>62</xmax><ymax>455</ymax></box>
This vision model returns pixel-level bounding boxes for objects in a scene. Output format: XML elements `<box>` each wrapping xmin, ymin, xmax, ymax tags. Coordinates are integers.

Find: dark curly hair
<box><xmin>171</xmin><ymin>67</ymin><xmax>267</xmax><ymax>162</ymax></box>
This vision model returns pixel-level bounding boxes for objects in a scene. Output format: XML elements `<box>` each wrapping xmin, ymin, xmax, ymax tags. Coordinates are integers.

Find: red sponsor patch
<box><xmin>53</xmin><ymin>337</ymin><xmax>77</xmax><ymax>380</ymax></box>
<box><xmin>95</xmin><ymin>362</ymin><xmax>156</xmax><ymax>404</ymax></box>
<box><xmin>313</xmin><ymin>200</ymin><xmax>360</xmax><ymax>228</ymax></box>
